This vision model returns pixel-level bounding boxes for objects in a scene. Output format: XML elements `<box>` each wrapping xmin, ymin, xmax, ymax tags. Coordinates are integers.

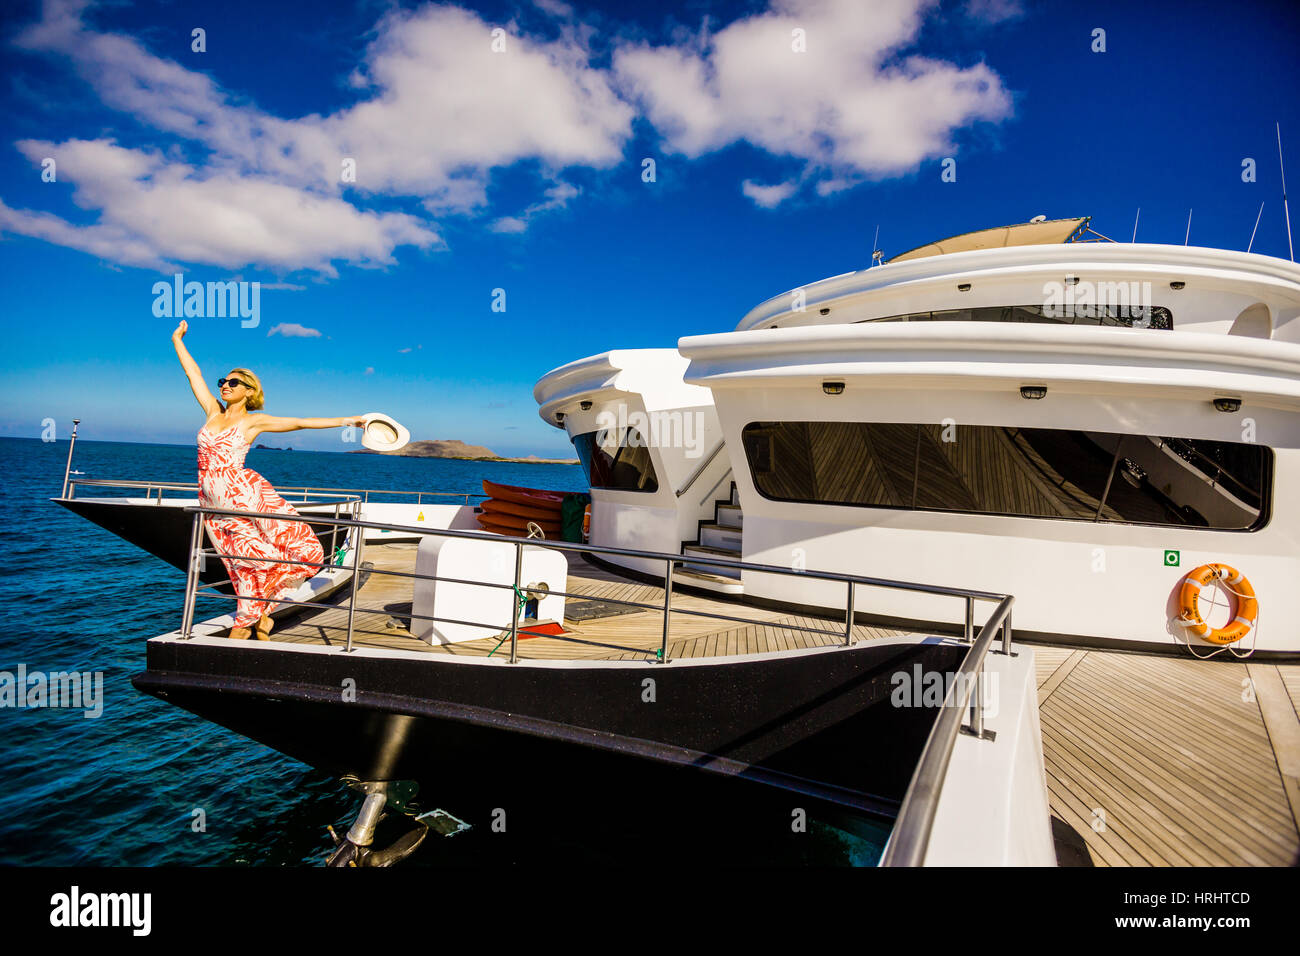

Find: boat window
<box><xmin>853</xmin><ymin>302</ymin><xmax>1173</xmax><ymax>329</ymax></box>
<box><xmin>572</xmin><ymin>427</ymin><xmax>659</xmax><ymax>493</ymax></box>
<box><xmin>741</xmin><ymin>422</ymin><xmax>1269</xmax><ymax>530</ymax></box>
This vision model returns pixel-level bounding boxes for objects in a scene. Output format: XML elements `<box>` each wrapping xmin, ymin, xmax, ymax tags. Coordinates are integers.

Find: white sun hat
<box><xmin>360</xmin><ymin>412</ymin><xmax>410</xmax><ymax>452</ymax></box>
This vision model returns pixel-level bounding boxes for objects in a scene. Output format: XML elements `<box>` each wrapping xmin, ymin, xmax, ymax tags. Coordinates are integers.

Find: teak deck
<box><xmin>260</xmin><ymin>541</ymin><xmax>1300</xmax><ymax>866</ymax></box>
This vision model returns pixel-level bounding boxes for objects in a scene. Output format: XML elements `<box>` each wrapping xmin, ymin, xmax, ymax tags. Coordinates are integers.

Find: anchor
<box><xmin>326</xmin><ymin>777</ymin><xmax>470</xmax><ymax>867</ymax></box>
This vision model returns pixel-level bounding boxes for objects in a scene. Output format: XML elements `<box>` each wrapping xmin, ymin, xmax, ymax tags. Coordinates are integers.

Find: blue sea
<box><xmin>0</xmin><ymin>436</ymin><xmax>885</xmax><ymax>866</ymax></box>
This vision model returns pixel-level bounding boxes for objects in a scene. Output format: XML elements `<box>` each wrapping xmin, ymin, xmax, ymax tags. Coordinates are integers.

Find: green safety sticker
<box><xmin>1163</xmin><ymin>550</ymin><xmax>1180</xmax><ymax>567</ymax></box>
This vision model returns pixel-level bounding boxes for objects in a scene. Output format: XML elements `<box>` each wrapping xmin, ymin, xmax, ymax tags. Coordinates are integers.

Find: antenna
<box><xmin>1279</xmin><ymin>123</ymin><xmax>1295</xmax><ymax>262</ymax></box>
<box><xmin>1131</xmin><ymin>207</ymin><xmax>1140</xmax><ymax>243</ymax></box>
<box><xmin>1247</xmin><ymin>202</ymin><xmax>1265</xmax><ymax>253</ymax></box>
<box><xmin>871</xmin><ymin>224</ymin><xmax>881</xmax><ymax>266</ymax></box>
<box><xmin>1184</xmin><ymin>208</ymin><xmax>1193</xmax><ymax>246</ymax></box>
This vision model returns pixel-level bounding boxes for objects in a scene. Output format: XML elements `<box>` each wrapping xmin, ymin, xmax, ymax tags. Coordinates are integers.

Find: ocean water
<box><xmin>0</xmin><ymin>436</ymin><xmax>886</xmax><ymax>866</ymax></box>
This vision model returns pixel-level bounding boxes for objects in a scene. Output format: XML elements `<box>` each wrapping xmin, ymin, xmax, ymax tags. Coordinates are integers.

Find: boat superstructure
<box><xmin>535</xmin><ymin>229</ymin><xmax>1300</xmax><ymax>657</ymax></box>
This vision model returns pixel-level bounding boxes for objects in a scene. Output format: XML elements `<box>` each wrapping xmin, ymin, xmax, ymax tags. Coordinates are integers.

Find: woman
<box><xmin>172</xmin><ymin>320</ymin><xmax>365</xmax><ymax>640</ymax></box>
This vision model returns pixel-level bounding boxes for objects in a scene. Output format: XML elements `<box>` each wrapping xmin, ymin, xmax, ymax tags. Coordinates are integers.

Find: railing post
<box><xmin>1001</xmin><ymin>604</ymin><xmax>1013</xmax><ymax>655</ymax></box>
<box><xmin>59</xmin><ymin>419</ymin><xmax>80</xmax><ymax>498</ymax></box>
<box><xmin>969</xmin><ymin>663</ymin><xmax>985</xmax><ymax>738</ymax></box>
<box><xmin>180</xmin><ymin>510</ymin><xmax>202</xmax><ymax>639</ymax></box>
<box><xmin>344</xmin><ymin>520</ymin><xmax>364</xmax><ymax>653</ymax></box>
<box><xmin>331</xmin><ymin>501</ymin><xmax>341</xmax><ymax>561</ymax></box>
<box><xmin>964</xmin><ymin>595</ymin><xmax>974</xmax><ymax>644</ymax></box>
<box><xmin>509</xmin><ymin>541</ymin><xmax>523</xmax><ymax>663</ymax></box>
<box><xmin>661</xmin><ymin>558</ymin><xmax>673</xmax><ymax>662</ymax></box>
<box><xmin>843</xmin><ymin>580</ymin><xmax>854</xmax><ymax>646</ymax></box>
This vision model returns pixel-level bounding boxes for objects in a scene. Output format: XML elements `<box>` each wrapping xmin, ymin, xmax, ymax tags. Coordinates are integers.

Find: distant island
<box><xmin>350</xmin><ymin>439</ymin><xmax>578</xmax><ymax>465</ymax></box>
<box><xmin>254</xmin><ymin>444</ymin><xmax>293</xmax><ymax>451</ymax></box>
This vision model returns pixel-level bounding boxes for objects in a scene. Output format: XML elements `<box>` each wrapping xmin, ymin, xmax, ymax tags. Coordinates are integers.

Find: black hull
<box><xmin>55</xmin><ymin>497</ymin><xmax>347</xmax><ymax>588</ymax></box>
<box><xmin>135</xmin><ymin>638</ymin><xmax>963</xmax><ymax>821</ymax></box>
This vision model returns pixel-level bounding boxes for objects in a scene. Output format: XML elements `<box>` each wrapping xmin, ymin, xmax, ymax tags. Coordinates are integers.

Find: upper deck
<box><xmin>734</xmin><ymin>243</ymin><xmax>1300</xmax><ymax>344</ymax></box>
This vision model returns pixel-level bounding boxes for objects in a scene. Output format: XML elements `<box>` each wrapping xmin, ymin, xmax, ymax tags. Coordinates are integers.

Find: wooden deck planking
<box><xmin>1039</xmin><ymin>651</ymin><xmax>1300</xmax><ymax>867</ymax></box>
<box><xmin>262</xmin><ymin>543</ymin><xmax>1300</xmax><ymax>867</ymax></box>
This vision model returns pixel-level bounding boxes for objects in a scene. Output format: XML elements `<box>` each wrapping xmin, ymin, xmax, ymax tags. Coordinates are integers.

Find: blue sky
<box><xmin>2</xmin><ymin>0</ymin><xmax>1298</xmax><ymax>455</ymax></box>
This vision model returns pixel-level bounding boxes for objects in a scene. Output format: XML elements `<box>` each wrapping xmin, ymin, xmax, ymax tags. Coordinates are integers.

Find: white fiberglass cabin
<box><xmin>535</xmin><ymin>219</ymin><xmax>1300</xmax><ymax>658</ymax></box>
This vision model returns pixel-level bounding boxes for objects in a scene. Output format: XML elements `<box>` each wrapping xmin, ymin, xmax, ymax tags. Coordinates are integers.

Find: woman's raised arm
<box><xmin>172</xmin><ymin>321</ymin><xmax>221</xmax><ymax>417</ymax></box>
<box><xmin>247</xmin><ymin>414</ymin><xmax>366</xmax><ymax>440</ymax></box>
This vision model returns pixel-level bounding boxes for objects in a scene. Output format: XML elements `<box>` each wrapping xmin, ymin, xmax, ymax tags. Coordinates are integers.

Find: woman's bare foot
<box><xmin>255</xmin><ymin>614</ymin><xmax>274</xmax><ymax>641</ymax></box>
<box><xmin>229</xmin><ymin>626</ymin><xmax>251</xmax><ymax>640</ymax></box>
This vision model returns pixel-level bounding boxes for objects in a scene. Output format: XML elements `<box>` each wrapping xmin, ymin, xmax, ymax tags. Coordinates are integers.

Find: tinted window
<box><xmin>573</xmin><ymin>428</ymin><xmax>659</xmax><ymax>493</ymax></box>
<box><xmin>854</xmin><ymin>303</ymin><xmax>1173</xmax><ymax>330</ymax></box>
<box><xmin>742</xmin><ymin>422</ymin><xmax>1268</xmax><ymax>530</ymax></box>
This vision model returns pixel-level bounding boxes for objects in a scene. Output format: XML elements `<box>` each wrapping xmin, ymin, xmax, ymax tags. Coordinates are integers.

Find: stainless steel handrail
<box><xmin>63</xmin><ymin>477</ymin><xmax>491</xmax><ymax>506</ymax></box>
<box><xmin>179</xmin><ymin>503</ymin><xmax>1010</xmax><ymax>671</ymax></box>
<box><xmin>185</xmin><ymin>503</ymin><xmax>1009</xmax><ymax>603</ymax></box>
<box><xmin>65</xmin><ymin>478</ymin><xmax>362</xmax><ymax>505</ymax></box>
<box><xmin>675</xmin><ymin>439</ymin><xmax>726</xmax><ymax>498</ymax></box>
<box><xmin>878</xmin><ymin>594</ymin><xmax>1015</xmax><ymax>867</ymax></box>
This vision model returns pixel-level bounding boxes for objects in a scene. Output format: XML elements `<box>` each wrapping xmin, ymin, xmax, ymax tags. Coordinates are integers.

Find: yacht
<box><xmin>536</xmin><ymin>217</ymin><xmax>1299</xmax><ymax>657</ymax></box>
<box><xmin>52</xmin><ymin>218</ymin><xmax>1300</xmax><ymax>866</ymax></box>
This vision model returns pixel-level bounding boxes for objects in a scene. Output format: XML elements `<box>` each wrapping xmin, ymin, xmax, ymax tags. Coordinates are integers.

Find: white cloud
<box><xmin>964</xmin><ymin>0</ymin><xmax>1025</xmax><ymax>24</ymax></box>
<box><xmin>491</xmin><ymin>217</ymin><xmax>529</xmax><ymax>234</ymax></box>
<box><xmin>614</xmin><ymin>0</ymin><xmax>1013</xmax><ymax>206</ymax></box>
<box><xmin>267</xmin><ymin>323</ymin><xmax>323</xmax><ymax>338</ymax></box>
<box><xmin>2</xmin><ymin>0</ymin><xmax>1016</xmax><ymax>262</ymax></box>
<box><xmin>491</xmin><ymin>181</ymin><xmax>581</xmax><ymax>233</ymax></box>
<box><xmin>3</xmin><ymin>139</ymin><xmax>440</xmax><ymax>276</ymax></box>
<box><xmin>5</xmin><ymin>0</ymin><xmax>630</xmax><ymax>270</ymax></box>
<box><xmin>742</xmin><ymin>179</ymin><xmax>799</xmax><ymax>208</ymax></box>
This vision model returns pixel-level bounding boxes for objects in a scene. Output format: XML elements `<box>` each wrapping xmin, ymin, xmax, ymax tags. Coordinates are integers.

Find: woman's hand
<box><xmin>172</xmin><ymin>320</ymin><xmax>188</xmax><ymax>341</ymax></box>
<box><xmin>343</xmin><ymin>415</ymin><xmax>367</xmax><ymax>427</ymax></box>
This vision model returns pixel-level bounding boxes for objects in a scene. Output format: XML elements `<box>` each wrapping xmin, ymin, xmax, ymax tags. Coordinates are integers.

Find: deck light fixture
<box><xmin>1064</xmin><ymin>275</ymin><xmax>1080</xmax><ymax>286</ymax></box>
<box><xmin>1020</xmin><ymin>385</ymin><xmax>1048</xmax><ymax>400</ymax></box>
<box><xmin>958</xmin><ymin>283</ymin><xmax>971</xmax><ymax>292</ymax></box>
<box><xmin>1170</xmin><ymin>281</ymin><xmax>1186</xmax><ymax>290</ymax></box>
<box><xmin>822</xmin><ymin>381</ymin><xmax>845</xmax><ymax>395</ymax></box>
<box><xmin>580</xmin><ymin>401</ymin><xmax>592</xmax><ymax>410</ymax></box>
<box><xmin>819</xmin><ymin>307</ymin><xmax>831</xmax><ymax>315</ymax></box>
<box><xmin>555</xmin><ymin>412</ymin><xmax>565</xmax><ymax>424</ymax></box>
<box><xmin>1213</xmin><ymin>397</ymin><xmax>1242</xmax><ymax>413</ymax></box>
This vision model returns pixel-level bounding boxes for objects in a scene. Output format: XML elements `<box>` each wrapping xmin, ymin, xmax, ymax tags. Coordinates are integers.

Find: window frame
<box><xmin>740</xmin><ymin>420</ymin><xmax>1272</xmax><ymax>533</ymax></box>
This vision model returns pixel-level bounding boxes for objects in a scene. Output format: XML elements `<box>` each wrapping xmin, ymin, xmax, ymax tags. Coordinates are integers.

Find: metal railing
<box><xmin>64</xmin><ymin>477</ymin><xmax>488</xmax><ymax>507</ymax></box>
<box><xmin>676</xmin><ymin>438</ymin><xmax>726</xmax><ymax>497</ymax></box>
<box><xmin>176</xmin><ymin>500</ymin><xmax>1014</xmax><ymax>864</ymax></box>
<box><xmin>879</xmin><ymin>594</ymin><xmax>1015</xmax><ymax>867</ymax></box>
<box><xmin>177</xmin><ymin>503</ymin><xmax>1009</xmax><ymax>661</ymax></box>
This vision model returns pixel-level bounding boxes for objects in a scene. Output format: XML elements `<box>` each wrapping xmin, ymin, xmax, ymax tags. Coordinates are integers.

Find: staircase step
<box><xmin>682</xmin><ymin>543</ymin><xmax>742</xmax><ymax>579</ymax></box>
<box><xmin>671</xmin><ymin>568</ymin><xmax>745</xmax><ymax>596</ymax></box>
<box><xmin>715</xmin><ymin>503</ymin><xmax>743</xmax><ymax>529</ymax></box>
<box><xmin>700</xmin><ymin>522</ymin><xmax>742</xmax><ymax>550</ymax></box>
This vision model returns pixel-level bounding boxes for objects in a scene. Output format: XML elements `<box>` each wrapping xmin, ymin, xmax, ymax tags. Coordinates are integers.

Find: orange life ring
<box><xmin>582</xmin><ymin>503</ymin><xmax>591</xmax><ymax>538</ymax></box>
<box><xmin>1175</xmin><ymin>563</ymin><xmax>1257</xmax><ymax>645</ymax></box>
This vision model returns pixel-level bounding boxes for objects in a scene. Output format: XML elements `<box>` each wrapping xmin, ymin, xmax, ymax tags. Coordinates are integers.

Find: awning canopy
<box><xmin>888</xmin><ymin>217</ymin><xmax>1091</xmax><ymax>263</ymax></box>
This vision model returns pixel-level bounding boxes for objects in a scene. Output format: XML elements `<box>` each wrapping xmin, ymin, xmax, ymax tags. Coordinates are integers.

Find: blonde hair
<box><xmin>227</xmin><ymin>368</ymin><xmax>265</xmax><ymax>411</ymax></box>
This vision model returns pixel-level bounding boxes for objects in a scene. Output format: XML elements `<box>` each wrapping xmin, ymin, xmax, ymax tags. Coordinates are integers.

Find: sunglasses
<box><xmin>217</xmin><ymin>377</ymin><xmax>251</xmax><ymax>389</ymax></box>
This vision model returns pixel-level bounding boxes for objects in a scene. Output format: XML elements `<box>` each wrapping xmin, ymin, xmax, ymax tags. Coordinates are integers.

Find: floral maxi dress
<box><xmin>197</xmin><ymin>423</ymin><xmax>325</xmax><ymax>627</ymax></box>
